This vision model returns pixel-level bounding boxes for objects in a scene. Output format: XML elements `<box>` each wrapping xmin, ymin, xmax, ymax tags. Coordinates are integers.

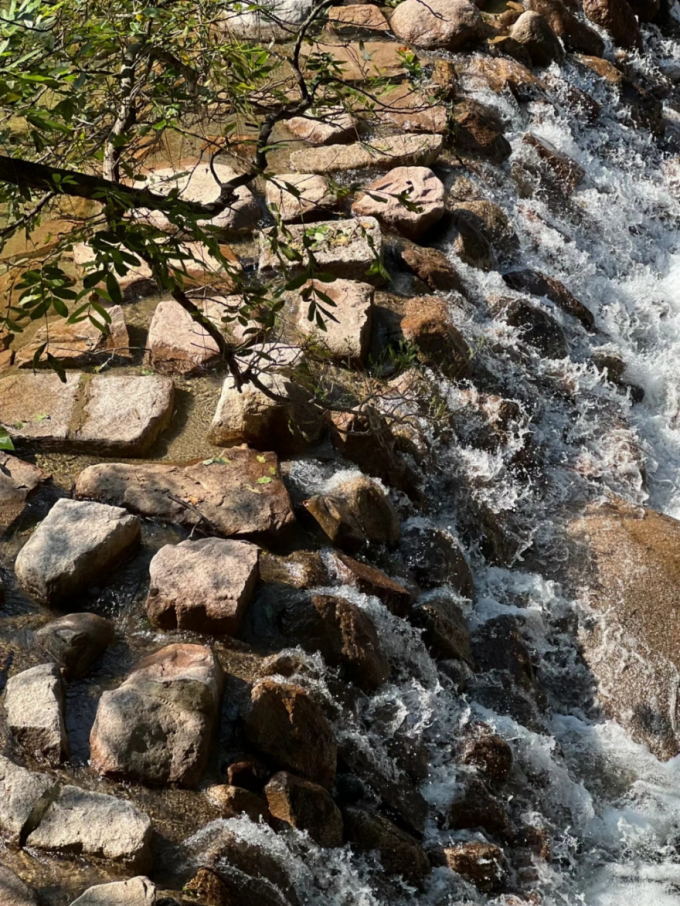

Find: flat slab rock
<box><xmin>265</xmin><ymin>173</ymin><xmax>337</xmax><ymax>223</ymax></box>
<box><xmin>0</xmin><ymin>454</ymin><xmax>47</xmax><ymax>536</ymax></box>
<box><xmin>90</xmin><ymin>644</ymin><xmax>223</xmax><ymax>787</ymax></box>
<box><xmin>352</xmin><ymin>166</ymin><xmax>446</xmax><ymax>240</ymax></box>
<box><xmin>301</xmin><ymin>41</ymin><xmax>407</xmax><ymax>81</ymax></box>
<box><xmin>146</xmin><ymin>538</ymin><xmax>260</xmax><ymax>634</ymax></box>
<box><xmin>290</xmin><ymin>133</ymin><xmax>443</xmax><ymax>173</ymax></box>
<box><xmin>5</xmin><ymin>663</ymin><xmax>69</xmax><ymax>764</ymax></box>
<box><xmin>0</xmin><ymin>373</ymin><xmax>174</xmax><ymax>456</ymax></box>
<box><xmin>284</xmin><ymin>108</ymin><xmax>356</xmax><ymax>145</ymax></box>
<box><xmin>69</xmin><ymin>877</ymin><xmax>156</xmax><ymax>906</ymax></box>
<box><xmin>74</xmin><ymin>450</ymin><xmax>294</xmax><ymax>540</ymax></box>
<box><xmin>14</xmin><ymin>498</ymin><xmax>141</xmax><ymax>605</ymax></box>
<box><xmin>294</xmin><ymin>278</ymin><xmax>373</xmax><ymax>362</ymax></box>
<box><xmin>16</xmin><ymin>305</ymin><xmax>130</xmax><ymax>368</ymax></box>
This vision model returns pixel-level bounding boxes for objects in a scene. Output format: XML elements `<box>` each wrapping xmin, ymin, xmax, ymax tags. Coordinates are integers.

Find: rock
<box><xmin>502</xmin><ymin>269</ymin><xmax>594</xmax><ymax>331</ymax></box>
<box><xmin>225</xmin><ymin>757</ymin><xmax>272</xmax><ymax>791</ymax></box>
<box><xmin>411</xmin><ymin>596</ymin><xmax>473</xmax><ymax>663</ymax></box>
<box><xmin>471</xmin><ymin>615</ymin><xmax>535</xmax><ymax>691</ymax></box>
<box><xmin>525</xmin><ymin>0</ymin><xmax>604</xmax><ymax>55</ymax></box>
<box><xmin>304</xmin><ymin>474</ymin><xmax>400</xmax><ymax>549</ymax></box>
<box><xmin>289</xmin><ymin>134</ymin><xmax>443</xmax><ymax>174</ymax></box>
<box><xmin>15</xmin><ymin>498</ymin><xmax>140</xmax><ymax>605</ymax></box>
<box><xmin>0</xmin><ymin>454</ymin><xmax>47</xmax><ymax>536</ymax></box>
<box><xmin>399</xmin><ymin>245</ymin><xmax>465</xmax><ymax>293</ymax></box>
<box><xmin>301</xmin><ymin>41</ymin><xmax>407</xmax><ymax>81</ymax></box>
<box><xmin>135</xmin><ymin>162</ymin><xmax>259</xmax><ymax>234</ymax></box>
<box><xmin>352</xmin><ymin>167</ymin><xmax>445</xmax><ymax>240</ymax></box>
<box><xmin>34</xmin><ymin>612</ymin><xmax>114</xmax><ymax>679</ymax></box>
<box><xmin>265</xmin><ymin>173</ymin><xmax>336</xmax><ymax>223</ymax></box>
<box><xmin>452</xmin><ymin>216</ymin><xmax>493</xmax><ymax>270</ymax></box>
<box><xmin>260</xmin><ymin>217</ymin><xmax>382</xmax><ymax>284</ymax></box>
<box><xmin>453</xmin><ymin>53</ymin><xmax>540</xmax><ymax>96</ymax></box>
<box><xmin>399</xmin><ymin>523</ymin><xmax>474</xmax><ymax>597</ymax></box>
<box><xmin>514</xmin><ymin>132</ymin><xmax>585</xmax><ymax>200</ymax></box>
<box><xmin>509</xmin><ymin>11</ymin><xmax>565</xmax><ymax>66</ymax></box>
<box><xmin>343</xmin><ymin>806</ymin><xmax>431</xmax><ymax>885</ymax></box>
<box><xmin>401</xmin><ymin>296</ymin><xmax>471</xmax><ymax>371</ymax></box>
<box><xmin>444</xmin><ymin>841</ymin><xmax>507</xmax><ymax>892</ymax></box>
<box><xmin>26</xmin><ymin>785</ymin><xmax>153</xmax><ymax>870</ymax></box>
<box><xmin>285</xmin><ymin>108</ymin><xmax>356</xmax><ymax>145</ymax></box>
<box><xmin>69</xmin><ymin>877</ymin><xmax>156</xmax><ymax>906</ymax></box>
<box><xmin>0</xmin><ymin>864</ymin><xmax>38</xmax><ymax>906</ymax></box>
<box><xmin>390</xmin><ymin>0</ymin><xmax>483</xmax><ymax>49</ymax></box>
<box><xmin>219</xmin><ymin>0</ymin><xmax>314</xmax><ymax>41</ymax></box>
<box><xmin>90</xmin><ymin>644</ymin><xmax>223</xmax><ymax>787</ymax></box>
<box><xmin>16</xmin><ymin>305</ymin><xmax>129</xmax><ymax>368</ymax></box>
<box><xmin>460</xmin><ymin>727</ymin><xmax>514</xmax><ymax>784</ymax></box>
<box><xmin>206</xmin><ymin>784</ymin><xmax>269</xmax><ymax>822</ymax></box>
<box><xmin>452</xmin><ymin>100</ymin><xmax>511</xmax><ymax>163</ymax></box>
<box><xmin>5</xmin><ymin>664</ymin><xmax>69</xmax><ymax>764</ymax></box>
<box><xmin>208</xmin><ymin>373</ymin><xmax>321</xmax><ymax>455</ymax></box>
<box><xmin>243</xmin><ymin>680</ymin><xmax>337</xmax><ymax>788</ymax></box>
<box><xmin>0</xmin><ymin>755</ymin><xmax>55</xmax><ymax>845</ymax></box>
<box><xmin>259</xmin><ymin>551</ymin><xmax>329</xmax><ymax>588</ymax></box>
<box><xmin>582</xmin><ymin>0</ymin><xmax>642</xmax><ymax>49</ymax></box>
<box><xmin>450</xmin><ymin>200</ymin><xmax>519</xmax><ymax>264</ymax></box>
<box><xmin>279</xmin><ymin>593</ymin><xmax>389</xmax><ymax>692</ymax></box>
<box><xmin>495</xmin><ymin>296</ymin><xmax>569</xmax><ymax>359</ymax></box>
<box><xmin>369</xmin><ymin>84</ymin><xmax>448</xmax><ymax>134</ymax></box>
<box><xmin>146</xmin><ymin>538</ymin><xmax>259</xmax><ymax>634</ymax></box>
<box><xmin>264</xmin><ymin>771</ymin><xmax>343</xmax><ymax>846</ymax></box>
<box><xmin>182</xmin><ymin>869</ymin><xmax>231</xmax><ymax>906</ymax></box>
<box><xmin>447</xmin><ymin>777</ymin><xmax>511</xmax><ymax>838</ymax></box>
<box><xmin>0</xmin><ymin>374</ymin><xmax>174</xmax><ymax>456</ymax></box>
<box><xmin>327</xmin><ymin>552</ymin><xmax>414</xmax><ymax>617</ymax></box>
<box><xmin>295</xmin><ymin>278</ymin><xmax>373</xmax><ymax>362</ymax></box>
<box><xmin>73</xmin><ymin>452</ymin><xmax>295</xmax><ymax>541</ymax></box>
<box><xmin>328</xmin><ymin>4</ymin><xmax>389</xmax><ymax>31</ymax></box>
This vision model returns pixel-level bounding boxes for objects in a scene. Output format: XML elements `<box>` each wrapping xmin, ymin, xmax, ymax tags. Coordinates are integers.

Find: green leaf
<box><xmin>0</xmin><ymin>428</ymin><xmax>14</xmax><ymax>452</ymax></box>
<box><xmin>256</xmin><ymin>476</ymin><xmax>272</xmax><ymax>484</ymax></box>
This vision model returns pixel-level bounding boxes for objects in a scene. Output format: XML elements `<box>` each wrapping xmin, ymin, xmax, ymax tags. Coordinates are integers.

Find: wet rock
<box><xmin>0</xmin><ymin>372</ymin><xmax>81</xmax><ymax>445</ymax></box>
<box><xmin>352</xmin><ymin>167</ymin><xmax>446</xmax><ymax>240</ymax></box>
<box><xmin>327</xmin><ymin>552</ymin><xmax>414</xmax><ymax>617</ymax></box>
<box><xmin>300</xmin><ymin>41</ymin><xmax>406</xmax><ymax>81</ymax></box>
<box><xmin>260</xmin><ymin>217</ymin><xmax>383</xmax><ymax>283</ymax></box>
<box><xmin>284</xmin><ymin>108</ymin><xmax>356</xmax><ymax>145</ymax></box>
<box><xmin>390</xmin><ymin>0</ymin><xmax>482</xmax><ymax>49</ymax></box>
<box><xmin>295</xmin><ymin>278</ymin><xmax>373</xmax><ymax>362</ymax></box>
<box><xmin>0</xmin><ymin>454</ymin><xmax>47</xmax><ymax>537</ymax></box>
<box><xmin>90</xmin><ymin>644</ymin><xmax>223</xmax><ymax>787</ymax></box>
<box><xmin>16</xmin><ymin>305</ymin><xmax>129</xmax><ymax>368</ymax></box>
<box><xmin>411</xmin><ymin>596</ymin><xmax>473</xmax><ymax>663</ymax></box>
<box><xmin>460</xmin><ymin>728</ymin><xmax>514</xmax><ymax>784</ymax></box>
<box><xmin>444</xmin><ymin>841</ymin><xmax>507</xmax><ymax>892</ymax></box>
<box><xmin>219</xmin><ymin>0</ymin><xmax>315</xmax><ymax>41</ymax></box>
<box><xmin>0</xmin><ymin>755</ymin><xmax>55</xmax><ymax>845</ymax></box>
<box><xmin>452</xmin><ymin>214</ymin><xmax>493</xmax><ymax>270</ymax></box>
<box><xmin>495</xmin><ymin>296</ymin><xmax>569</xmax><ymax>360</ymax></box>
<box><xmin>289</xmin><ymin>134</ymin><xmax>443</xmax><ymax>174</ymax></box>
<box><xmin>452</xmin><ymin>100</ymin><xmax>511</xmax><ymax>163</ymax></box>
<box><xmin>135</xmin><ymin>162</ymin><xmax>259</xmax><ymax>234</ymax></box>
<box><xmin>401</xmin><ymin>296</ymin><xmax>471</xmax><ymax>371</ymax></box>
<box><xmin>525</xmin><ymin>0</ymin><xmax>604</xmax><ymax>55</ymax></box>
<box><xmin>469</xmin><ymin>671</ymin><xmax>543</xmax><ymax>731</ymax></box>
<box><xmin>471</xmin><ymin>615</ymin><xmax>535</xmax><ymax>691</ymax></box>
<box><xmin>370</xmin><ymin>84</ymin><xmax>448</xmax><ymax>134</ymax></box>
<box><xmin>582</xmin><ymin>0</ymin><xmax>642</xmax><ymax>49</ymax></box>
<box><xmin>74</xmin><ymin>452</ymin><xmax>295</xmax><ymax>541</ymax></box>
<box><xmin>399</xmin><ymin>244</ymin><xmax>465</xmax><ymax>293</ymax></box>
<box><xmin>146</xmin><ymin>538</ymin><xmax>259</xmax><ymax>635</ymax></box>
<box><xmin>509</xmin><ymin>11</ymin><xmax>565</xmax><ymax>66</ymax></box>
<box><xmin>502</xmin><ymin>268</ymin><xmax>594</xmax><ymax>331</ymax></box>
<box><xmin>69</xmin><ymin>877</ymin><xmax>156</xmax><ymax>906</ymax></box>
<box><xmin>514</xmin><ymin>133</ymin><xmax>585</xmax><ymax>200</ymax></box>
<box><xmin>5</xmin><ymin>663</ymin><xmax>69</xmax><ymax>764</ymax></box>
<box><xmin>328</xmin><ymin>4</ymin><xmax>389</xmax><ymax>32</ymax></box>
<box><xmin>26</xmin><ymin>785</ymin><xmax>153</xmax><ymax>870</ymax></box>
<box><xmin>183</xmin><ymin>869</ymin><xmax>230</xmax><ymax>906</ymax></box>
<box><xmin>0</xmin><ymin>864</ymin><xmax>38</xmax><ymax>906</ymax></box>
<box><xmin>206</xmin><ymin>784</ymin><xmax>269</xmax><ymax>822</ymax></box>
<box><xmin>343</xmin><ymin>806</ymin><xmax>431</xmax><ymax>885</ymax></box>
<box><xmin>259</xmin><ymin>551</ymin><xmax>329</xmax><ymax>588</ymax></box>
<box><xmin>35</xmin><ymin>613</ymin><xmax>114</xmax><ymax>680</ymax></box>
<box><xmin>264</xmin><ymin>771</ymin><xmax>343</xmax><ymax>846</ymax></box>
<box><xmin>15</xmin><ymin>498</ymin><xmax>140</xmax><ymax>605</ymax></box>
<box><xmin>243</xmin><ymin>679</ymin><xmax>337</xmax><ymax>788</ymax></box>
<box><xmin>448</xmin><ymin>778</ymin><xmax>511</xmax><ymax>838</ymax></box>
<box><xmin>304</xmin><ymin>474</ymin><xmax>400</xmax><ymax>550</ymax></box>
<box><xmin>225</xmin><ymin>756</ymin><xmax>272</xmax><ymax>792</ymax></box>
<box><xmin>450</xmin><ymin>200</ymin><xmax>519</xmax><ymax>264</ymax></box>
<box><xmin>265</xmin><ymin>173</ymin><xmax>336</xmax><ymax>223</ymax></box>
<box><xmin>399</xmin><ymin>523</ymin><xmax>474</xmax><ymax>598</ymax></box>
<box><xmin>453</xmin><ymin>53</ymin><xmax>540</xmax><ymax>97</ymax></box>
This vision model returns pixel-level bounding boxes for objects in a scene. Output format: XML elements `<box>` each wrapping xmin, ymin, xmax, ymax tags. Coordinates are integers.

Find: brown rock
<box><xmin>453</xmin><ymin>53</ymin><xmax>539</xmax><ymax>96</ymax></box>
<box><xmin>502</xmin><ymin>268</ymin><xmax>594</xmax><ymax>330</ymax></box>
<box><xmin>399</xmin><ymin>523</ymin><xmax>474</xmax><ymax>597</ymax></box>
<box><xmin>522</xmin><ymin>132</ymin><xmax>585</xmax><ymax>195</ymax></box>
<box><xmin>259</xmin><ymin>551</ymin><xmax>329</xmax><ymax>588</ymax></box>
<box><xmin>243</xmin><ymin>680</ymin><xmax>337</xmax><ymax>788</ymax></box>
<box><xmin>295</xmin><ymin>278</ymin><xmax>373</xmax><ymax>362</ymax></box>
<box><xmin>285</xmin><ymin>108</ymin><xmax>356</xmax><ymax>145</ymax></box>
<box><xmin>343</xmin><ymin>806</ymin><xmax>431</xmax><ymax>885</ymax></box>
<box><xmin>627</xmin><ymin>0</ymin><xmax>660</xmax><ymax>20</ymax></box>
<box><xmin>352</xmin><ymin>167</ymin><xmax>445</xmax><ymax>240</ymax></box>
<box><xmin>401</xmin><ymin>296</ymin><xmax>471</xmax><ymax>371</ymax></box>
<box><xmin>5</xmin><ymin>664</ymin><xmax>69</xmax><ymax>765</ymax></box>
<box><xmin>444</xmin><ymin>841</ymin><xmax>507</xmax><ymax>892</ymax></box>
<box><xmin>0</xmin><ymin>372</ymin><xmax>81</xmax><ymax>445</ymax></box>
<box><xmin>328</xmin><ymin>4</ymin><xmax>389</xmax><ymax>31</ymax></box>
<box><xmin>289</xmin><ymin>134</ymin><xmax>443</xmax><ymax>174</ymax></box>
<box><xmin>206</xmin><ymin>784</ymin><xmax>270</xmax><ymax>822</ymax></box>
<box><xmin>225</xmin><ymin>756</ymin><xmax>271</xmax><ymax>791</ymax></box>
<box><xmin>525</xmin><ymin>0</ymin><xmax>604</xmax><ymax>55</ymax></box>
<box><xmin>509</xmin><ymin>11</ymin><xmax>565</xmax><ymax>66</ymax></box>
<box><xmin>495</xmin><ymin>296</ymin><xmax>569</xmax><ymax>359</ymax></box>
<box><xmin>265</xmin><ymin>173</ymin><xmax>336</xmax><ymax>223</ymax></box>
<box><xmin>327</xmin><ymin>551</ymin><xmax>414</xmax><ymax>617</ymax></box>
<box><xmin>450</xmin><ymin>199</ymin><xmax>519</xmax><ymax>263</ymax></box>
<box><xmin>183</xmin><ymin>869</ymin><xmax>231</xmax><ymax>906</ymax></box>
<box><xmin>301</xmin><ymin>41</ymin><xmax>406</xmax><ymax>81</ymax></box>
<box><xmin>264</xmin><ymin>771</ymin><xmax>343</xmax><ymax>846</ymax></box>
<box><xmin>448</xmin><ymin>777</ymin><xmax>511</xmax><ymax>838</ymax></box>
<box><xmin>370</xmin><ymin>84</ymin><xmax>448</xmax><ymax>134</ymax></box>
<box><xmin>452</xmin><ymin>216</ymin><xmax>493</xmax><ymax>270</ymax></box>
<box><xmin>0</xmin><ymin>454</ymin><xmax>46</xmax><ymax>536</ymax></box>
<box><xmin>471</xmin><ymin>615</ymin><xmax>535</xmax><ymax>691</ymax></box>
<box><xmin>390</xmin><ymin>0</ymin><xmax>483</xmax><ymax>50</ymax></box>
<box><xmin>35</xmin><ymin>612</ymin><xmax>114</xmax><ymax>679</ymax></box>
<box><xmin>74</xmin><ymin>451</ymin><xmax>295</xmax><ymax>541</ymax></box>
<box><xmin>411</xmin><ymin>595</ymin><xmax>473</xmax><ymax>663</ymax></box>
<box><xmin>400</xmin><ymin>244</ymin><xmax>465</xmax><ymax>293</ymax></box>
<box><xmin>16</xmin><ymin>305</ymin><xmax>129</xmax><ymax>369</ymax></box>
<box><xmin>452</xmin><ymin>100</ymin><xmax>511</xmax><ymax>163</ymax></box>
<box><xmin>304</xmin><ymin>474</ymin><xmax>400</xmax><ymax>549</ymax></box>
<box><xmin>460</xmin><ymin>728</ymin><xmax>514</xmax><ymax>784</ymax></box>
<box><xmin>582</xmin><ymin>0</ymin><xmax>642</xmax><ymax>49</ymax></box>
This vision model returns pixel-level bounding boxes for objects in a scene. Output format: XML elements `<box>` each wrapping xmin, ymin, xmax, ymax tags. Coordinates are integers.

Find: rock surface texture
<box><xmin>352</xmin><ymin>167</ymin><xmax>446</xmax><ymax>240</ymax></box>
<box><xmin>390</xmin><ymin>0</ymin><xmax>483</xmax><ymax>50</ymax></box>
<box><xmin>5</xmin><ymin>663</ymin><xmax>69</xmax><ymax>764</ymax></box>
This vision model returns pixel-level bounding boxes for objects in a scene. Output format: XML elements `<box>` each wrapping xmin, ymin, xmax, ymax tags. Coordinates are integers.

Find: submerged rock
<box><xmin>327</xmin><ymin>551</ymin><xmax>414</xmax><ymax>617</ymax></box>
<box><xmin>495</xmin><ymin>296</ymin><xmax>569</xmax><ymax>360</ymax></box>
<box><xmin>5</xmin><ymin>663</ymin><xmax>69</xmax><ymax>764</ymax></box>
<box><xmin>69</xmin><ymin>877</ymin><xmax>156</xmax><ymax>906</ymax></box>
<box><xmin>460</xmin><ymin>726</ymin><xmax>514</xmax><ymax>784</ymax></box>
<box><xmin>390</xmin><ymin>0</ymin><xmax>483</xmax><ymax>50</ymax></box>
<box><xmin>0</xmin><ymin>755</ymin><xmax>55</xmax><ymax>845</ymax></box>
<box><xmin>399</xmin><ymin>523</ymin><xmax>474</xmax><ymax>598</ymax></box>
<box><xmin>35</xmin><ymin>612</ymin><xmax>115</xmax><ymax>679</ymax></box>
<box><xmin>90</xmin><ymin>643</ymin><xmax>223</xmax><ymax>787</ymax></box>
<box><xmin>447</xmin><ymin>777</ymin><xmax>511</xmax><ymax>838</ymax></box>
<box><xmin>411</xmin><ymin>595</ymin><xmax>473</xmax><ymax>663</ymax></box>
<box><xmin>0</xmin><ymin>454</ymin><xmax>47</xmax><ymax>537</ymax></box>
<box><xmin>14</xmin><ymin>498</ymin><xmax>141</xmax><ymax>605</ymax></box>
<box><xmin>264</xmin><ymin>771</ymin><xmax>343</xmax><ymax>846</ymax></box>
<box><xmin>0</xmin><ymin>863</ymin><xmax>38</xmax><ymax>906</ymax></box>
<box><xmin>502</xmin><ymin>268</ymin><xmax>594</xmax><ymax>330</ymax></box>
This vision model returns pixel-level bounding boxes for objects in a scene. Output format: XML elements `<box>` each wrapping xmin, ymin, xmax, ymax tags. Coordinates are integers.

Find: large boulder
<box><xmin>25</xmin><ymin>785</ymin><xmax>153</xmax><ymax>870</ymax></box>
<box><xmin>146</xmin><ymin>538</ymin><xmax>259</xmax><ymax>634</ymax></box>
<box><xmin>328</xmin><ymin>4</ymin><xmax>389</xmax><ymax>32</ymax></box>
<box><xmin>5</xmin><ymin>664</ymin><xmax>69</xmax><ymax>764</ymax></box>
<box><xmin>265</xmin><ymin>173</ymin><xmax>337</xmax><ymax>223</ymax></box>
<box><xmin>289</xmin><ymin>135</ymin><xmax>443</xmax><ymax>175</ymax></box>
<box><xmin>0</xmin><ymin>864</ymin><xmax>38</xmax><ymax>906</ymax></box>
<box><xmin>390</xmin><ymin>0</ymin><xmax>483</xmax><ymax>50</ymax></box>
<box><xmin>582</xmin><ymin>0</ymin><xmax>642</xmax><ymax>49</ymax></box>
<box><xmin>14</xmin><ymin>498</ymin><xmax>140</xmax><ymax>605</ymax></box>
<box><xmin>16</xmin><ymin>305</ymin><xmax>129</xmax><ymax>369</ymax></box>
<box><xmin>0</xmin><ymin>755</ymin><xmax>55</xmax><ymax>845</ymax></box>
<box><xmin>74</xmin><ymin>451</ymin><xmax>295</xmax><ymax>541</ymax></box>
<box><xmin>295</xmin><ymin>278</ymin><xmax>373</xmax><ymax>363</ymax></box>
<box><xmin>352</xmin><ymin>167</ymin><xmax>445</xmax><ymax>240</ymax></box>
<box><xmin>243</xmin><ymin>680</ymin><xmax>337</xmax><ymax>788</ymax></box>
<box><xmin>513</xmin><ymin>133</ymin><xmax>585</xmax><ymax>201</ymax></box>
<box><xmin>369</xmin><ymin>84</ymin><xmax>447</xmax><ymax>135</ymax></box>
<box><xmin>90</xmin><ymin>644</ymin><xmax>223</xmax><ymax>787</ymax></box>
<box><xmin>35</xmin><ymin>612</ymin><xmax>115</xmax><ymax>679</ymax></box>
<box><xmin>264</xmin><ymin>771</ymin><xmax>343</xmax><ymax>847</ymax></box>
<box><xmin>0</xmin><ymin>454</ymin><xmax>46</xmax><ymax>537</ymax></box>
<box><xmin>69</xmin><ymin>877</ymin><xmax>156</xmax><ymax>906</ymax></box>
